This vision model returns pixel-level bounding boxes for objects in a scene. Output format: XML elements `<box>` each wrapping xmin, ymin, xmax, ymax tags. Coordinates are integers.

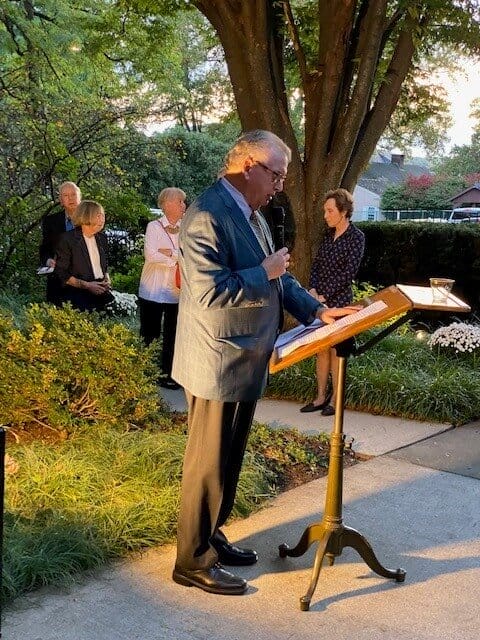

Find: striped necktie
<box><xmin>250</xmin><ymin>210</ymin><xmax>270</xmax><ymax>255</ymax></box>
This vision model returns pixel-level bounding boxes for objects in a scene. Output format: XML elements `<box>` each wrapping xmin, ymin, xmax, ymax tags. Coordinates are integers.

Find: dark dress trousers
<box><xmin>40</xmin><ymin>211</ymin><xmax>71</xmax><ymax>305</ymax></box>
<box><xmin>54</xmin><ymin>227</ymin><xmax>111</xmax><ymax>312</ymax></box>
<box><xmin>172</xmin><ymin>180</ymin><xmax>322</xmax><ymax>570</ymax></box>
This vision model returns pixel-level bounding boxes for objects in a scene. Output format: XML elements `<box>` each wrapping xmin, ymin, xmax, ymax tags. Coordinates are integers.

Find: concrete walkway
<box><xmin>4</xmin><ymin>391</ymin><xmax>480</xmax><ymax>640</ymax></box>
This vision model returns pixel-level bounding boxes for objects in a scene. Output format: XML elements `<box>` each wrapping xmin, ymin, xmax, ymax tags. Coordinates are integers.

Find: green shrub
<box><xmin>0</xmin><ymin>303</ymin><xmax>161</xmax><ymax>436</ymax></box>
<box><xmin>356</xmin><ymin>222</ymin><xmax>480</xmax><ymax>313</ymax></box>
<box><xmin>110</xmin><ymin>253</ymin><xmax>144</xmax><ymax>294</ymax></box>
<box><xmin>267</xmin><ymin>328</ymin><xmax>480</xmax><ymax>425</ymax></box>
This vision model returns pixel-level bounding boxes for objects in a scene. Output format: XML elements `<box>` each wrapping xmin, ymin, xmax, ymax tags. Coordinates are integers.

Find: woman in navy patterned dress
<box><xmin>300</xmin><ymin>189</ymin><xmax>365</xmax><ymax>415</ymax></box>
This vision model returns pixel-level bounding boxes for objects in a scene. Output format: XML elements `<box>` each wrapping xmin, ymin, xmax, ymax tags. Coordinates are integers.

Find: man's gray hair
<box><xmin>58</xmin><ymin>181</ymin><xmax>81</xmax><ymax>198</ymax></box>
<box><xmin>220</xmin><ymin>129</ymin><xmax>291</xmax><ymax>175</ymax></box>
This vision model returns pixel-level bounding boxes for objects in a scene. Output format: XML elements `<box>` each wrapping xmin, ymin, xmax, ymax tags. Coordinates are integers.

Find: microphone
<box><xmin>271</xmin><ymin>206</ymin><xmax>285</xmax><ymax>249</ymax></box>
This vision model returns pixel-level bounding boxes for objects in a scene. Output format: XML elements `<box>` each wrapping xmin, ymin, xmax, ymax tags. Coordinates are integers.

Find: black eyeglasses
<box><xmin>255</xmin><ymin>160</ymin><xmax>287</xmax><ymax>185</ymax></box>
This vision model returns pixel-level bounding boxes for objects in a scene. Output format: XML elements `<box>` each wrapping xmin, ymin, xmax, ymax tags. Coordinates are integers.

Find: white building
<box><xmin>352</xmin><ymin>185</ymin><xmax>382</xmax><ymax>222</ymax></box>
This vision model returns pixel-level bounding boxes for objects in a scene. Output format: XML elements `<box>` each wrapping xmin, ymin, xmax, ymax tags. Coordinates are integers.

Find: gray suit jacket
<box><xmin>172</xmin><ymin>181</ymin><xmax>321</xmax><ymax>401</ymax></box>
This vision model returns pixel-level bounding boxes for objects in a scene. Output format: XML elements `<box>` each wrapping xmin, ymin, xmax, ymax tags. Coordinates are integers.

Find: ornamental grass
<box><xmin>266</xmin><ymin>327</ymin><xmax>480</xmax><ymax>426</ymax></box>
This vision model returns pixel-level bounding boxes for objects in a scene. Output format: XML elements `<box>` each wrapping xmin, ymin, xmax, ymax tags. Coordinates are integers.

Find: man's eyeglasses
<box><xmin>254</xmin><ymin>160</ymin><xmax>287</xmax><ymax>185</ymax></box>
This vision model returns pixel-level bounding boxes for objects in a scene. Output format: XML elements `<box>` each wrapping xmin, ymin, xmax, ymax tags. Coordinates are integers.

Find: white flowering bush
<box><xmin>428</xmin><ymin>322</ymin><xmax>480</xmax><ymax>360</ymax></box>
<box><xmin>105</xmin><ymin>290</ymin><xmax>138</xmax><ymax>317</ymax></box>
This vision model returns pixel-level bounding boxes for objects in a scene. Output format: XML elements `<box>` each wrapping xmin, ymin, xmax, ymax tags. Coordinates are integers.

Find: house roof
<box><xmin>357</xmin><ymin>161</ymin><xmax>429</xmax><ymax>196</ymax></box>
<box><xmin>448</xmin><ymin>182</ymin><xmax>480</xmax><ymax>202</ymax></box>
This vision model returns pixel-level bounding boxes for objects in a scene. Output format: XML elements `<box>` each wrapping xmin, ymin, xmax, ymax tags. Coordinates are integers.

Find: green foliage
<box><xmin>433</xmin><ymin>131</ymin><xmax>480</xmax><ymax>177</ymax></box>
<box><xmin>0</xmin><ymin>304</ymin><xmax>161</xmax><ymax>436</ymax></box>
<box><xmin>352</xmin><ymin>280</ymin><xmax>380</xmax><ymax>301</ymax></box>
<box><xmin>110</xmin><ymin>254</ymin><xmax>144</xmax><ymax>295</ymax></box>
<box><xmin>380</xmin><ymin>62</ymin><xmax>453</xmax><ymax>154</ymax></box>
<box><xmin>267</xmin><ymin>328</ymin><xmax>480</xmax><ymax>426</ymax></box>
<box><xmin>347</xmin><ymin>330</ymin><xmax>480</xmax><ymax>425</ymax></box>
<box><xmin>115</xmin><ymin>127</ymin><xmax>229</xmax><ymax>205</ymax></box>
<box><xmin>248</xmin><ymin>423</ymin><xmax>329</xmax><ymax>491</ymax></box>
<box><xmin>380</xmin><ymin>174</ymin><xmax>466</xmax><ymax>210</ymax></box>
<box><xmin>2</xmin><ymin>425</ymin><xmax>183</xmax><ymax>602</ymax></box>
<box><xmin>0</xmin><ymin>2</ymin><xmax>220</xmax><ymax>296</ymax></box>
<box><xmin>2</xmin><ymin>413</ymin><xmax>329</xmax><ymax>603</ymax></box>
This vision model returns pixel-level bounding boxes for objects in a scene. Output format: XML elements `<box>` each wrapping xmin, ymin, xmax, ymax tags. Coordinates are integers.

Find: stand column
<box><xmin>279</xmin><ymin>350</ymin><xmax>405</xmax><ymax>611</ymax></box>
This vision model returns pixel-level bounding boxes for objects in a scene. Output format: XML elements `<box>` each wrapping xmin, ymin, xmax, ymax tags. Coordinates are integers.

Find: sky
<box><xmin>440</xmin><ymin>61</ymin><xmax>480</xmax><ymax>150</ymax></box>
<box><xmin>145</xmin><ymin>60</ymin><xmax>480</xmax><ymax>156</ymax></box>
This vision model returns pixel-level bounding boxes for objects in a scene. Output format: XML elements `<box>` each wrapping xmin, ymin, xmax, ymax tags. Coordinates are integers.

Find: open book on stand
<box><xmin>269</xmin><ymin>284</ymin><xmax>470</xmax><ymax>374</ymax></box>
<box><xmin>274</xmin><ymin>300</ymin><xmax>388</xmax><ymax>360</ymax></box>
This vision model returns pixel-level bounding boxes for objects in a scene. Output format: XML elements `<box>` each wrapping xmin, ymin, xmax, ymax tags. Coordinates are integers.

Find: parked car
<box><xmin>447</xmin><ymin>207</ymin><xmax>480</xmax><ymax>223</ymax></box>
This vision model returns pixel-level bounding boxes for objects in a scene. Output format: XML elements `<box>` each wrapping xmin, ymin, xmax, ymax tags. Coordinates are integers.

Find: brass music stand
<box><xmin>271</xmin><ymin>285</ymin><xmax>471</xmax><ymax>611</ymax></box>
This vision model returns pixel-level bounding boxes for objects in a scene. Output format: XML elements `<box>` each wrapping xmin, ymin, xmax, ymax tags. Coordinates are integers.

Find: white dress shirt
<box><xmin>138</xmin><ymin>218</ymin><xmax>180</xmax><ymax>304</ymax></box>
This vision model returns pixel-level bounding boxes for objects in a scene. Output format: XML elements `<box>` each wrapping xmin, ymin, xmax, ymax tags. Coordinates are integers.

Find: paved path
<box><xmin>4</xmin><ymin>392</ymin><xmax>480</xmax><ymax>640</ymax></box>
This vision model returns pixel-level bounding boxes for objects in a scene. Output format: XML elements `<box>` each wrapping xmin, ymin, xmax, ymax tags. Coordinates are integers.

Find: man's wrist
<box><xmin>315</xmin><ymin>304</ymin><xmax>326</xmax><ymax>321</ymax></box>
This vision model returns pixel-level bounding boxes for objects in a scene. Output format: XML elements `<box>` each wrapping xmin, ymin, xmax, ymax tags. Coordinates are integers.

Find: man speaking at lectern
<box><xmin>171</xmin><ymin>130</ymin><xmax>357</xmax><ymax>596</ymax></box>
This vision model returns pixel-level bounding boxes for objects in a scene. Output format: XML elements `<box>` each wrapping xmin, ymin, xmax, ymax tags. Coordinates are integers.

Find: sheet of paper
<box><xmin>274</xmin><ymin>300</ymin><xmax>388</xmax><ymax>359</ymax></box>
<box><xmin>273</xmin><ymin>319</ymin><xmax>323</xmax><ymax>349</ymax></box>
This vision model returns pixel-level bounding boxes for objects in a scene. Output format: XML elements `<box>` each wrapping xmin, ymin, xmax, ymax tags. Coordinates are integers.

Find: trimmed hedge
<box><xmin>356</xmin><ymin>222</ymin><xmax>480</xmax><ymax>312</ymax></box>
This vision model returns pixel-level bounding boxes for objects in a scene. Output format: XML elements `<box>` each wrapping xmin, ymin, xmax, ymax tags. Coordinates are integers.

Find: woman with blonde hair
<box><xmin>54</xmin><ymin>200</ymin><xmax>112</xmax><ymax>312</ymax></box>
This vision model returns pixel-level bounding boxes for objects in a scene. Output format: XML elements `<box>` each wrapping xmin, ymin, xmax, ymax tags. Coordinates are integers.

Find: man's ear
<box><xmin>243</xmin><ymin>156</ymin><xmax>254</xmax><ymax>179</ymax></box>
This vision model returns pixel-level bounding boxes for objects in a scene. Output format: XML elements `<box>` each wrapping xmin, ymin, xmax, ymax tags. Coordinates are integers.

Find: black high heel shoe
<box><xmin>300</xmin><ymin>391</ymin><xmax>332</xmax><ymax>413</ymax></box>
<box><xmin>321</xmin><ymin>404</ymin><xmax>335</xmax><ymax>416</ymax></box>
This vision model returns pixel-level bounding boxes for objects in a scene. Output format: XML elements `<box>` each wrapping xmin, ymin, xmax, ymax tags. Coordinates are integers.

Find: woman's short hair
<box><xmin>157</xmin><ymin>187</ymin><xmax>186</xmax><ymax>209</ymax></box>
<box><xmin>220</xmin><ymin>129</ymin><xmax>292</xmax><ymax>175</ymax></box>
<box><xmin>72</xmin><ymin>200</ymin><xmax>104</xmax><ymax>226</ymax></box>
<box><xmin>323</xmin><ymin>188</ymin><xmax>354</xmax><ymax>219</ymax></box>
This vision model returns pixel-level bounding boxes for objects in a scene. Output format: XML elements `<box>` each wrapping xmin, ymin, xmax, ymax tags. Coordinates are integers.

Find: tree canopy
<box><xmin>380</xmin><ymin>174</ymin><xmax>470</xmax><ymax>210</ymax></box>
<box><xmin>185</xmin><ymin>0</ymin><xmax>480</xmax><ymax>280</ymax></box>
<box><xmin>2</xmin><ymin>0</ymin><xmax>480</xmax><ymax>292</ymax></box>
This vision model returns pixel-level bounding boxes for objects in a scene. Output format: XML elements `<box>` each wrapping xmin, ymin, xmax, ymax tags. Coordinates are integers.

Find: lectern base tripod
<box><xmin>278</xmin><ymin>348</ymin><xmax>406</xmax><ymax>611</ymax></box>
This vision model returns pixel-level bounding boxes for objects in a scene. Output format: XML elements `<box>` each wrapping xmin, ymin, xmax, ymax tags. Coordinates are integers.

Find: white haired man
<box><xmin>40</xmin><ymin>181</ymin><xmax>81</xmax><ymax>305</ymax></box>
<box><xmin>171</xmin><ymin>130</ymin><xmax>358</xmax><ymax>595</ymax></box>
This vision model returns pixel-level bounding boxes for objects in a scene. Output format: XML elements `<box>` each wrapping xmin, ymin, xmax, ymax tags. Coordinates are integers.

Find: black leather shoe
<box><xmin>172</xmin><ymin>564</ymin><xmax>248</xmax><ymax>595</ymax></box>
<box><xmin>212</xmin><ymin>540</ymin><xmax>258</xmax><ymax>566</ymax></box>
<box><xmin>300</xmin><ymin>401</ymin><xmax>326</xmax><ymax>413</ymax></box>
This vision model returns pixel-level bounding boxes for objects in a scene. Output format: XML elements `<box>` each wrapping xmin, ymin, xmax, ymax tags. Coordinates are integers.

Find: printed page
<box><xmin>275</xmin><ymin>300</ymin><xmax>388</xmax><ymax>359</ymax></box>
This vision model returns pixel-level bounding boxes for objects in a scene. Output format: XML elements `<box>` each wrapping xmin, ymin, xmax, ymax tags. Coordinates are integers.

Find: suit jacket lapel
<box><xmin>75</xmin><ymin>228</ymin><xmax>94</xmax><ymax>280</ymax></box>
<box><xmin>215</xmin><ymin>182</ymin><xmax>266</xmax><ymax>261</ymax></box>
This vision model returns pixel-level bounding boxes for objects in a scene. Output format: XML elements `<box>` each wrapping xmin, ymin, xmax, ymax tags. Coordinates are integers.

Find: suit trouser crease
<box><xmin>139</xmin><ymin>298</ymin><xmax>178</xmax><ymax>376</ymax></box>
<box><xmin>175</xmin><ymin>392</ymin><xmax>256</xmax><ymax>570</ymax></box>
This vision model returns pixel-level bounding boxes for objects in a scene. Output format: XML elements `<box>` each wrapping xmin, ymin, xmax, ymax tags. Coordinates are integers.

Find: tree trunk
<box><xmin>193</xmin><ymin>0</ymin><xmax>422</xmax><ymax>285</ymax></box>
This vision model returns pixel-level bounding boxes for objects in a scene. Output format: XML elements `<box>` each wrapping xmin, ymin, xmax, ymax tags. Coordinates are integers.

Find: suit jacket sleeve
<box><xmin>182</xmin><ymin>208</ymin><xmax>272</xmax><ymax>310</ymax></box>
<box><xmin>40</xmin><ymin>212</ymin><xmax>65</xmax><ymax>264</ymax></box>
<box><xmin>281</xmin><ymin>271</ymin><xmax>323</xmax><ymax>325</ymax></box>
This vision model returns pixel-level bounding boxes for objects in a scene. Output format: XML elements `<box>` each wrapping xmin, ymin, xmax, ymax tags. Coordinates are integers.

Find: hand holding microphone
<box><xmin>262</xmin><ymin>247</ymin><xmax>290</xmax><ymax>280</ymax></box>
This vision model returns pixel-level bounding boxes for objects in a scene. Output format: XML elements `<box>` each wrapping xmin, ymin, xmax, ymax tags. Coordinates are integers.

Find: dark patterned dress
<box><xmin>309</xmin><ymin>223</ymin><xmax>365</xmax><ymax>307</ymax></box>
